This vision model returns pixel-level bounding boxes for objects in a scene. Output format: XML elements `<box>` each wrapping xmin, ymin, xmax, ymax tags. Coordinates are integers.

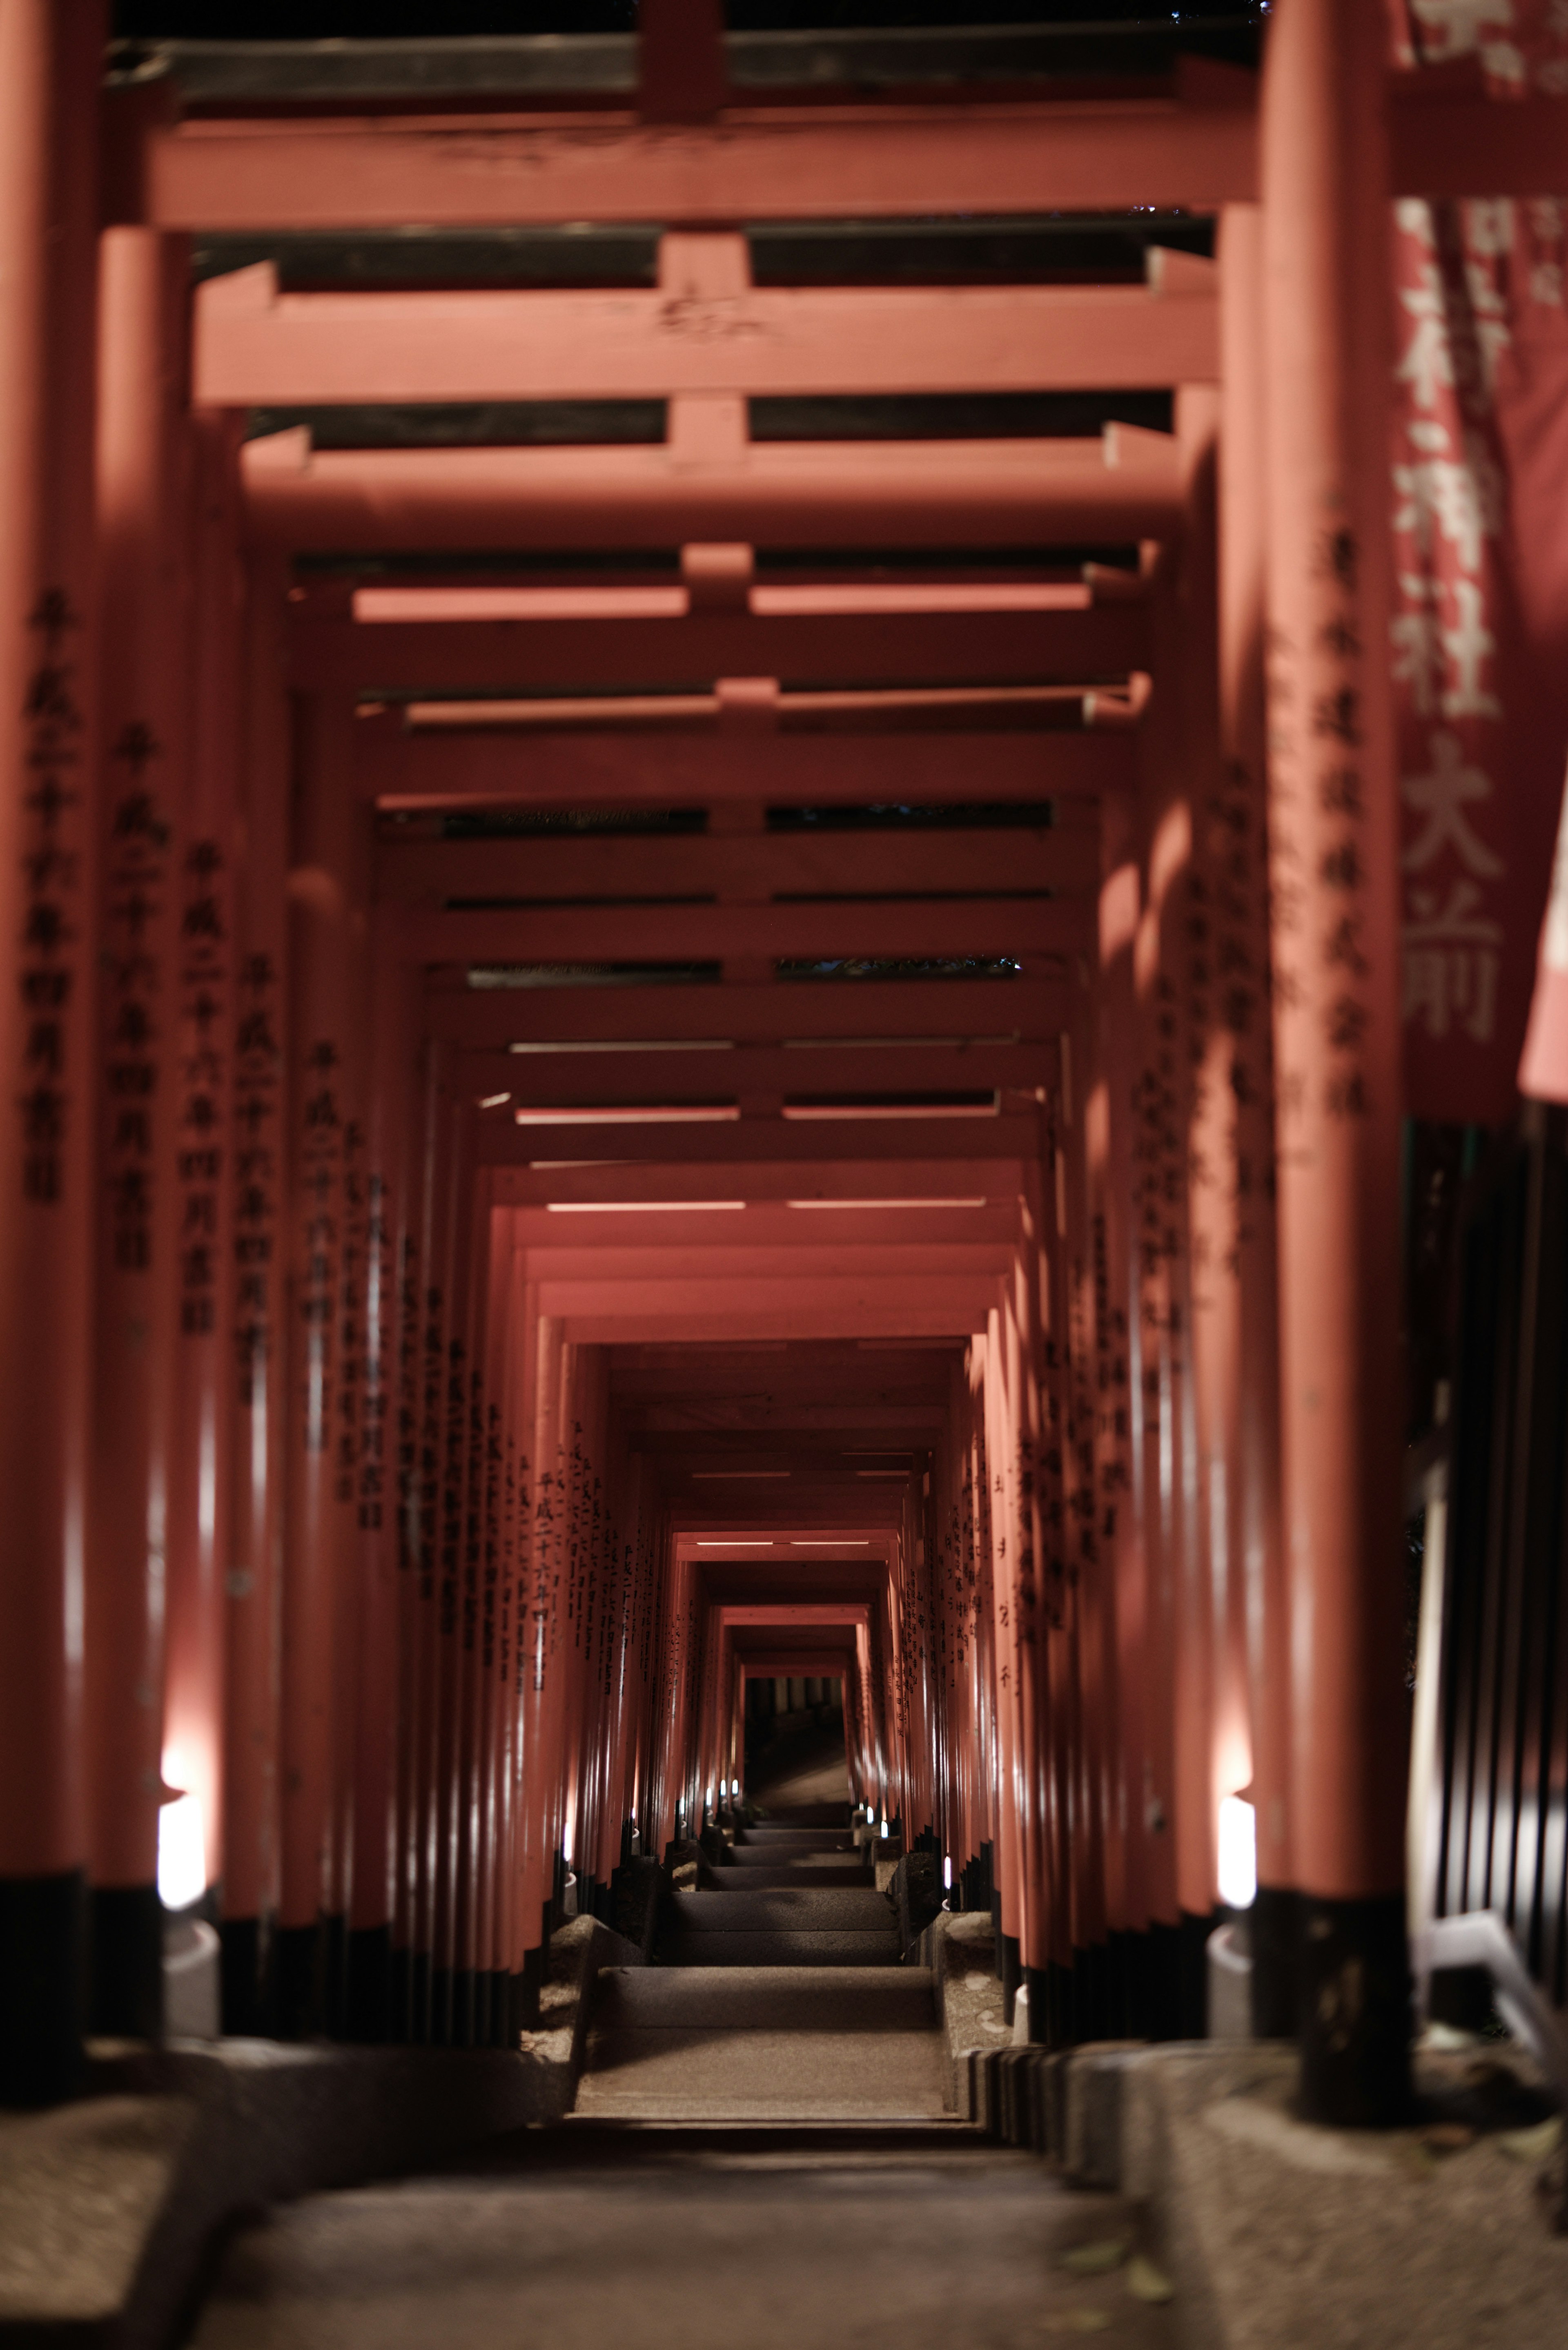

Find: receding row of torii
<box><xmin>2</xmin><ymin>0</ymin><xmax>1561</xmax><ymax>2119</ymax></box>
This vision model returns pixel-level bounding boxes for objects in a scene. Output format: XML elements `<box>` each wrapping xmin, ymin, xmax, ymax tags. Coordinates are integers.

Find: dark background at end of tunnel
<box><xmin>111</xmin><ymin>4</ymin><xmax>1266</xmax><ymax>47</ymax></box>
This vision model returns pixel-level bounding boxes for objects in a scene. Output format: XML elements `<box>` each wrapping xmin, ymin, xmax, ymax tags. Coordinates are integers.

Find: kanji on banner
<box><xmin>1390</xmin><ymin>3</ymin><xmax>1568</xmax><ymax>1122</ymax></box>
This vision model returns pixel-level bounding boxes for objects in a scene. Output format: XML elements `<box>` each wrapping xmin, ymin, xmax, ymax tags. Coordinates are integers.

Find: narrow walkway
<box><xmin>189</xmin><ymin>1728</ymin><xmax>1177</xmax><ymax>2349</ymax></box>
<box><xmin>578</xmin><ymin>1722</ymin><xmax>940</xmax><ymax>2122</ymax></box>
<box><xmin>190</xmin><ymin>2128</ymin><xmax>1175</xmax><ymax>2350</ymax></box>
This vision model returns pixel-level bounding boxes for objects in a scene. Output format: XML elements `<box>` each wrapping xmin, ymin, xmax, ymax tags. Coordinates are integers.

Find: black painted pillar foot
<box><xmin>1251</xmin><ymin>1884</ymin><xmax>1299</xmax><ymax>2038</ymax></box>
<box><xmin>1178</xmin><ymin>1908</ymin><xmax>1216</xmax><ymax>2039</ymax></box>
<box><xmin>220</xmin><ymin>1914</ymin><xmax>274</xmax><ymax>2037</ymax></box>
<box><xmin>1</xmin><ymin>1871</ymin><xmax>85</xmax><ymax>2106</ymax></box>
<box><xmin>90</xmin><ymin>1884</ymin><xmax>163</xmax><ymax>2042</ymax></box>
<box><xmin>345</xmin><ymin>1924</ymin><xmax>393</xmax><ymax>2044</ymax></box>
<box><xmin>276</xmin><ymin>1920</ymin><xmax>325</xmax><ymax>2041</ymax></box>
<box><xmin>1297</xmin><ymin>1893</ymin><xmax>1412</xmax><ymax>2128</ymax></box>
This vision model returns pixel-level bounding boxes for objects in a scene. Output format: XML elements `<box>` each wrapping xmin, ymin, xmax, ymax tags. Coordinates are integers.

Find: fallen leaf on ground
<box><xmin>1499</xmin><ymin>2115</ymin><xmax>1564</xmax><ymax>2164</ymax></box>
<box><xmin>1422</xmin><ymin>2123</ymin><xmax>1475</xmax><ymax>2155</ymax></box>
<box><xmin>1125</xmin><ymin>2256</ymin><xmax>1174</xmax><ymax>2305</ymax></box>
<box><xmin>1041</xmin><ymin>2312</ymin><xmax>1113</xmax><ymax>2335</ymax></box>
<box><xmin>1060</xmin><ymin>2239</ymin><xmax>1129</xmax><ymax>2276</ymax></box>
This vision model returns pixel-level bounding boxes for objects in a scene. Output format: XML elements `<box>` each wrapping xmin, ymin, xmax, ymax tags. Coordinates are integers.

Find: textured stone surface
<box><xmin>668</xmin><ymin>1886</ymin><xmax>895</xmax><ymax>1933</ymax></box>
<box><xmin>1121</xmin><ymin>2040</ymin><xmax>1568</xmax><ymax>2350</ymax></box>
<box><xmin>190</xmin><ymin>2127</ymin><xmax>1178</xmax><ymax>2350</ymax></box>
<box><xmin>0</xmin><ymin>2094</ymin><xmax>196</xmax><ymax>2324</ymax></box>
<box><xmin>659</xmin><ymin>1930</ymin><xmax>903</xmax><ymax>1968</ymax></box>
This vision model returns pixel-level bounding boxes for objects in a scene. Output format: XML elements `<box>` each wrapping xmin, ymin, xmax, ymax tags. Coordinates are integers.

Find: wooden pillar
<box><xmin>162</xmin><ymin>411</ymin><xmax>243</xmax><ymax>1946</ymax></box>
<box><xmin>1218</xmin><ymin>202</ymin><xmax>1292</xmax><ymax>2032</ymax></box>
<box><xmin>277</xmin><ymin>693</ymin><xmax>357</xmax><ymax>2036</ymax></box>
<box><xmin>1262</xmin><ymin>0</ymin><xmax>1410</xmax><ymax>2123</ymax></box>
<box><xmin>88</xmin><ymin>223</ymin><xmax>191</xmax><ymax>2041</ymax></box>
<box><xmin>221</xmin><ymin>555</ymin><xmax>290</xmax><ymax>2031</ymax></box>
<box><xmin>344</xmin><ymin>906</ymin><xmax>415</xmax><ymax>2041</ymax></box>
<box><xmin>0</xmin><ymin>0</ymin><xmax>104</xmax><ymax>2107</ymax></box>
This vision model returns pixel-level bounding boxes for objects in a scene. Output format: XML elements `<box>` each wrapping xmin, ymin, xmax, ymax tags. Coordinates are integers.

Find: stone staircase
<box><xmin>574</xmin><ymin>1806</ymin><xmax>948</xmax><ymax>2121</ymax></box>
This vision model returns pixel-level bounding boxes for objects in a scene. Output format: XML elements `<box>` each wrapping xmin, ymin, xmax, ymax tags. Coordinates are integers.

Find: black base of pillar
<box><xmin>1147</xmin><ymin>1918</ymin><xmax>1182</xmax><ymax>2041</ymax></box>
<box><xmin>410</xmin><ymin>1949</ymin><xmax>432</xmax><ymax>2046</ymax></box>
<box><xmin>479</xmin><ymin>1969</ymin><xmax>508</xmax><ymax>2047</ymax></box>
<box><xmin>345</xmin><ymin>1924</ymin><xmax>393</xmax><ymax>2043</ymax></box>
<box><xmin>1074</xmin><ymin>1941</ymin><xmax>1109</xmax><ymax>2045</ymax></box>
<box><xmin>323</xmin><ymin>1911</ymin><xmax>348</xmax><ymax>2038</ymax></box>
<box><xmin>1251</xmin><ymin>1883</ymin><xmax>1299</xmax><ymax>2038</ymax></box>
<box><xmin>90</xmin><ymin>1884</ymin><xmax>163</xmax><ymax>2042</ymax></box>
<box><xmin>390</xmin><ymin>1942</ymin><xmax>414</xmax><ymax>2043</ymax></box>
<box><xmin>1297</xmin><ymin>1892</ymin><xmax>1413</xmax><ymax>2128</ymax></box>
<box><xmin>1426</xmin><ymin>1959</ymin><xmax>1493</xmax><ymax>2033</ymax></box>
<box><xmin>450</xmin><ymin>1967</ymin><xmax>478</xmax><ymax>2048</ymax></box>
<box><xmin>0</xmin><ymin>1870</ymin><xmax>85</xmax><ymax>2106</ymax></box>
<box><xmin>430</xmin><ymin>1966</ymin><xmax>455</xmax><ymax>2047</ymax></box>
<box><xmin>276</xmin><ymin>1921</ymin><xmax>325</xmax><ymax>2041</ymax></box>
<box><xmin>1178</xmin><ymin>1908</ymin><xmax>1215</xmax><ymax>2039</ymax></box>
<box><xmin>220</xmin><ymin>1914</ymin><xmax>273</xmax><ymax>2036</ymax></box>
<box><xmin>1032</xmin><ymin>1959</ymin><xmax>1075</xmax><ymax>2048</ymax></box>
<box><xmin>999</xmin><ymin>1930</ymin><xmax>1022</xmax><ymax>2026</ymax></box>
<box><xmin>516</xmin><ymin>1944</ymin><xmax>543</xmax><ymax>2033</ymax></box>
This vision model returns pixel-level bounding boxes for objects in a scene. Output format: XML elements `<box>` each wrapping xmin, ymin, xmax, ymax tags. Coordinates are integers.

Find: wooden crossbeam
<box><xmin>294</xmin><ymin>603</ymin><xmax>1147</xmax><ymax>693</ymax></box>
<box><xmin>374</xmin><ymin>825</ymin><xmax>1100</xmax><ymax>905</ymax></box>
<box><xmin>195</xmin><ymin>262</ymin><xmax>1218</xmax><ymax>405</ymax></box>
<box><xmin>487</xmin><ymin>1154</ymin><xmax>1027</xmax><ymax>1202</ymax></box>
<box><xmin>427</xmin><ymin>977</ymin><xmax>1072</xmax><ymax>1046</ymax></box>
<box><xmin>135</xmin><ymin>98</ymin><xmax>1259</xmax><ymax>230</ymax></box>
<box><xmin>481</xmin><ymin>1115</ymin><xmax>1037</xmax><ymax>1168</ymax></box>
<box><xmin>465</xmin><ymin>1041</ymin><xmax>1054</xmax><ymax>1106</ymax></box>
<box><xmin>242</xmin><ymin>430</ymin><xmax>1184</xmax><ymax>550</ymax></box>
<box><xmin>520</xmin><ymin>1242</ymin><xmax>1013</xmax><ymax>1281</ymax></box>
<box><xmin>124</xmin><ymin>88</ymin><xmax>1568</xmax><ymax>234</ymax></box>
<box><xmin>403</xmin><ymin>896</ymin><xmax>1089</xmax><ymax>965</ymax></box>
<box><xmin>365</xmin><ymin>725</ymin><xmax>1132</xmax><ymax>809</ymax></box>
<box><xmin>508</xmin><ymin>1204</ymin><xmax>1019</xmax><ymax>1248</ymax></box>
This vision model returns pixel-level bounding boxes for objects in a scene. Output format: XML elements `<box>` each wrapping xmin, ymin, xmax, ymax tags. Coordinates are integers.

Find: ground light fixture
<box><xmin>157</xmin><ymin>1770</ymin><xmax>207</xmax><ymax>1912</ymax></box>
<box><xmin>1217</xmin><ymin>1793</ymin><xmax>1258</xmax><ymax>1911</ymax></box>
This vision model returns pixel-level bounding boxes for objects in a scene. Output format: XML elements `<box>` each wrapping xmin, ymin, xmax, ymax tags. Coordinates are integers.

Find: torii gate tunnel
<box><xmin>3</xmin><ymin>0</ymin><xmax>1568</xmax><ymax>2135</ymax></box>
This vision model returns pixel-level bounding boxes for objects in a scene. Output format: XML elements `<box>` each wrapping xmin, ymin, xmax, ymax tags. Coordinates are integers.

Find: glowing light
<box><xmin>943</xmin><ymin>1855</ymin><xmax>953</xmax><ymax>1888</ymax></box>
<box><xmin>1217</xmin><ymin>1795</ymin><xmax>1257</xmax><ymax>1911</ymax></box>
<box><xmin>880</xmin><ymin>1816</ymin><xmax>890</xmax><ymax>1839</ymax></box>
<box><xmin>158</xmin><ymin>1790</ymin><xmax>207</xmax><ymax>1911</ymax></box>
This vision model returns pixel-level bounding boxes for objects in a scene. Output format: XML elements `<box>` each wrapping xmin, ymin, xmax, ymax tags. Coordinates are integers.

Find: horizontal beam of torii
<box><xmin>374</xmin><ymin>824</ymin><xmax>1101</xmax><ymax>905</ymax></box>
<box><xmin>425</xmin><ymin>979</ymin><xmax>1075</xmax><ymax>1048</ymax></box>
<box><xmin>401</xmin><ymin>899</ymin><xmax>1091</xmax><ymax>967</ymax></box>
<box><xmin>194</xmin><ymin>251</ymin><xmax>1218</xmax><ymax>405</ymax></box>
<box><xmin>463</xmin><ymin>1044</ymin><xmax>1058</xmax><ymax>1108</ymax></box>
<box><xmin>362</xmin><ymin>720</ymin><xmax>1135</xmax><ymax>811</ymax></box>
<box><xmin>294</xmin><ymin>603</ymin><xmax>1147</xmax><ymax>693</ymax></box>
<box><xmin>117</xmin><ymin>82</ymin><xmax>1568</xmax><ymax>232</ymax></box>
<box><xmin>241</xmin><ymin>426</ymin><xmax>1186</xmax><ymax>549</ymax></box>
<box><xmin>487</xmin><ymin>1156</ymin><xmax>1029</xmax><ymax>1206</ymax></box>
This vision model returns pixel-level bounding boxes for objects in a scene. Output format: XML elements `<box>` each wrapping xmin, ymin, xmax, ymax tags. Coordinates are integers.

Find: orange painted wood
<box><xmin>489</xmin><ymin>1153</ymin><xmax>1027</xmax><ymax>1204</ymax></box>
<box><xmin>243</xmin><ymin>431</ymin><xmax>1185</xmax><ymax>552</ymax></box>
<box><xmin>293</xmin><ymin>605</ymin><xmax>1149</xmax><ymax>695</ymax></box>
<box><xmin>480</xmin><ymin>1118</ymin><xmax>1038</xmax><ymax>1168</ymax></box>
<box><xmin>462</xmin><ymin>1043</ymin><xmax>1054</xmax><ymax>1108</ymax></box>
<box><xmin>224</xmin><ymin>556</ymin><xmax>291</xmax><ymax>1949</ymax></box>
<box><xmin>1262</xmin><ymin>0</ymin><xmax>1408</xmax><ymax>1907</ymax></box>
<box><xmin>427</xmin><ymin>977</ymin><xmax>1073</xmax><ymax>1048</ymax></box>
<box><xmin>403</xmin><ymin>898</ymin><xmax>1093</xmax><ymax>967</ymax></box>
<box><xmin>196</xmin><ymin>265</ymin><xmax>1218</xmax><ymax>406</ymax></box>
<box><xmin>138</xmin><ymin>97</ymin><xmax>1258</xmax><ymax>232</ymax></box>
<box><xmin>0</xmin><ymin>1</ymin><xmax>102</xmax><ymax>1926</ymax></box>
<box><xmin>88</xmin><ymin>227</ymin><xmax>190</xmax><ymax>1917</ymax></box>
<box><xmin>374</xmin><ymin>826</ymin><xmax>1101</xmax><ymax>906</ymax></box>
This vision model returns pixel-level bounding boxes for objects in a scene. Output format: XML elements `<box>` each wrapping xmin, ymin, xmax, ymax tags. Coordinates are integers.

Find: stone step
<box><xmin>660</xmin><ymin>1931</ymin><xmax>905</xmax><ymax>1968</ymax></box>
<box><xmin>591</xmin><ymin>1964</ymin><xmax>935</xmax><ymax>2032</ymax></box>
<box><xmin>668</xmin><ymin>1886</ymin><xmax>895</xmax><ymax>1934</ymax></box>
<box><xmin>705</xmin><ymin>1863</ymin><xmax>875</xmax><ymax>1889</ymax></box>
<box><xmin>735</xmin><ymin>1828</ymin><xmax>856</xmax><ymax>1849</ymax></box>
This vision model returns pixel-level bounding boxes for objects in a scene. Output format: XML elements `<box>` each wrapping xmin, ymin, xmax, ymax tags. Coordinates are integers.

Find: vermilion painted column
<box><xmin>405</xmin><ymin>1041</ymin><xmax>454</xmax><ymax>2042</ymax></box>
<box><xmin>222</xmin><ymin>555</ymin><xmax>290</xmax><ymax>2031</ymax></box>
<box><xmin>1217</xmin><ymin>202</ymin><xmax>1292</xmax><ymax>2035</ymax></box>
<box><xmin>162</xmin><ymin>411</ymin><xmax>243</xmax><ymax>1942</ymax></box>
<box><xmin>277</xmin><ymin>693</ymin><xmax>357</xmax><ymax>2036</ymax></box>
<box><xmin>89</xmin><ymin>224</ymin><xmax>191</xmax><ymax>2041</ymax></box>
<box><xmin>0</xmin><ymin>0</ymin><xmax>104</xmax><ymax>2108</ymax></box>
<box><xmin>344</xmin><ymin>905</ymin><xmax>415</xmax><ymax>2042</ymax></box>
<box><xmin>431</xmin><ymin>1089</ymin><xmax>476</xmax><ymax>2044</ymax></box>
<box><xmin>1262</xmin><ymin>0</ymin><xmax>1410</xmax><ymax>2123</ymax></box>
